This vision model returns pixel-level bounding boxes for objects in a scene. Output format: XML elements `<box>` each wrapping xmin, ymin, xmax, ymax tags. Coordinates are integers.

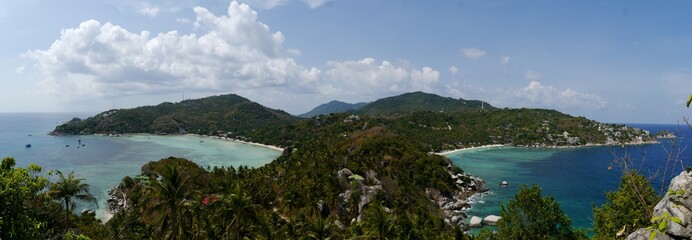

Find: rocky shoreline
<box><xmin>427</xmin><ymin>165</ymin><xmax>491</xmax><ymax>230</ymax></box>
<box><xmin>106</xmin><ymin>186</ymin><xmax>129</xmax><ymax>217</ymax></box>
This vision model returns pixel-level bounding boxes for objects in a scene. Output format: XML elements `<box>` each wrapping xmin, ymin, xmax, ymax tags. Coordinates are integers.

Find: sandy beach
<box><xmin>186</xmin><ymin>134</ymin><xmax>285</xmax><ymax>152</ymax></box>
<box><xmin>436</xmin><ymin>144</ymin><xmax>507</xmax><ymax>155</ymax></box>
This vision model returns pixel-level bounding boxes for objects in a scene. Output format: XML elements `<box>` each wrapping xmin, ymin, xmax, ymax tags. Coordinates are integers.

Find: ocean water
<box><xmin>0</xmin><ymin>113</ymin><xmax>281</xmax><ymax>219</ymax></box>
<box><xmin>446</xmin><ymin>123</ymin><xmax>692</xmax><ymax>230</ymax></box>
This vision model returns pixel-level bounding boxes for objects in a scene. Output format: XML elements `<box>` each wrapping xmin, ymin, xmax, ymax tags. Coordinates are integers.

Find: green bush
<box><xmin>592</xmin><ymin>170</ymin><xmax>659</xmax><ymax>239</ymax></box>
<box><xmin>496</xmin><ymin>185</ymin><xmax>587</xmax><ymax>240</ymax></box>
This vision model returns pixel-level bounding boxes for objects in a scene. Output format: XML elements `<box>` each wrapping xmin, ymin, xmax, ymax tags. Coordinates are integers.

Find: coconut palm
<box><xmin>47</xmin><ymin>170</ymin><xmax>97</xmax><ymax>232</ymax></box>
<box><xmin>142</xmin><ymin>165</ymin><xmax>195</xmax><ymax>240</ymax></box>
<box><xmin>218</xmin><ymin>185</ymin><xmax>259</xmax><ymax>240</ymax></box>
<box><xmin>363</xmin><ymin>202</ymin><xmax>396</xmax><ymax>240</ymax></box>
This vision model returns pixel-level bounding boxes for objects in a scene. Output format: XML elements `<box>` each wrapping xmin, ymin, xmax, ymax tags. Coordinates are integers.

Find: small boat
<box><xmin>500</xmin><ymin>180</ymin><xmax>508</xmax><ymax>186</ymax></box>
<box><xmin>25</xmin><ymin>144</ymin><xmax>31</xmax><ymax>148</ymax></box>
<box><xmin>66</xmin><ymin>145</ymin><xmax>70</xmax><ymax>147</ymax></box>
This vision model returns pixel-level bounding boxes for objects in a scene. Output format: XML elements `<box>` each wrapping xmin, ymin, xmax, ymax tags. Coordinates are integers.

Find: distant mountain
<box><xmin>355</xmin><ymin>91</ymin><xmax>494</xmax><ymax>115</ymax></box>
<box><xmin>299</xmin><ymin>100</ymin><xmax>368</xmax><ymax>117</ymax></box>
<box><xmin>51</xmin><ymin>94</ymin><xmax>299</xmax><ymax>137</ymax></box>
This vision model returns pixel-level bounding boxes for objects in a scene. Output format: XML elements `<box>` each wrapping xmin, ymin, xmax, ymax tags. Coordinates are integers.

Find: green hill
<box><xmin>38</xmin><ymin>92</ymin><xmax>658</xmax><ymax>239</ymax></box>
<box><xmin>299</xmin><ymin>100</ymin><xmax>368</xmax><ymax>117</ymax></box>
<box><xmin>52</xmin><ymin>92</ymin><xmax>653</xmax><ymax>151</ymax></box>
<box><xmin>356</xmin><ymin>91</ymin><xmax>494</xmax><ymax>115</ymax></box>
<box><xmin>51</xmin><ymin>94</ymin><xmax>299</xmax><ymax>139</ymax></box>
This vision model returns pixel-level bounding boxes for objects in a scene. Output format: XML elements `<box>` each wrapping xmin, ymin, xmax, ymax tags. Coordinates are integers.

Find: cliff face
<box><xmin>628</xmin><ymin>171</ymin><xmax>692</xmax><ymax>240</ymax></box>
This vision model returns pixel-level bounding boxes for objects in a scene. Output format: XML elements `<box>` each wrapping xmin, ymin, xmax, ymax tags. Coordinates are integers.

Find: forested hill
<box><xmin>355</xmin><ymin>91</ymin><xmax>495</xmax><ymax>115</ymax></box>
<box><xmin>299</xmin><ymin>100</ymin><xmax>368</xmax><ymax>118</ymax></box>
<box><xmin>51</xmin><ymin>94</ymin><xmax>299</xmax><ymax>136</ymax></box>
<box><xmin>51</xmin><ymin>92</ymin><xmax>653</xmax><ymax>151</ymax></box>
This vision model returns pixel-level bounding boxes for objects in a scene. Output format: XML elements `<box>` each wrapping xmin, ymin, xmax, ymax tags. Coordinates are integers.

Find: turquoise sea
<box><xmin>0</xmin><ymin>113</ymin><xmax>281</xmax><ymax>219</ymax></box>
<box><xmin>446</xmin><ymin>123</ymin><xmax>692</xmax><ymax>230</ymax></box>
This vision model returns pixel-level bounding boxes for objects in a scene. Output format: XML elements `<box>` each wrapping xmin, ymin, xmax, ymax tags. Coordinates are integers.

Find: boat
<box><xmin>66</xmin><ymin>145</ymin><xmax>69</xmax><ymax>147</ymax></box>
<box><xmin>25</xmin><ymin>144</ymin><xmax>31</xmax><ymax>148</ymax></box>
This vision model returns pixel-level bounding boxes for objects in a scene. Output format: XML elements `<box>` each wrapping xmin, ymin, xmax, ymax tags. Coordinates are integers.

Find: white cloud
<box><xmin>137</xmin><ymin>7</ymin><xmax>160</xmax><ymax>17</ymax></box>
<box><xmin>449</xmin><ymin>65</ymin><xmax>459</xmax><ymax>76</ymax></box>
<box><xmin>15</xmin><ymin>65</ymin><xmax>25</xmax><ymax>74</ymax></box>
<box><xmin>495</xmin><ymin>80</ymin><xmax>606</xmax><ymax>110</ymax></box>
<box><xmin>462</xmin><ymin>48</ymin><xmax>486</xmax><ymax>59</ymax></box>
<box><xmin>304</xmin><ymin>0</ymin><xmax>332</xmax><ymax>8</ymax></box>
<box><xmin>240</xmin><ymin>0</ymin><xmax>286</xmax><ymax>9</ymax></box>
<box><xmin>524</xmin><ymin>70</ymin><xmax>543</xmax><ymax>81</ymax></box>
<box><xmin>25</xmin><ymin>1</ymin><xmax>319</xmax><ymax>100</ymax></box>
<box><xmin>176</xmin><ymin>18</ymin><xmax>190</xmax><ymax>24</ymax></box>
<box><xmin>321</xmin><ymin>58</ymin><xmax>440</xmax><ymax>98</ymax></box>
<box><xmin>501</xmin><ymin>55</ymin><xmax>510</xmax><ymax>65</ymax></box>
<box><xmin>24</xmin><ymin>1</ymin><xmax>442</xmax><ymax>108</ymax></box>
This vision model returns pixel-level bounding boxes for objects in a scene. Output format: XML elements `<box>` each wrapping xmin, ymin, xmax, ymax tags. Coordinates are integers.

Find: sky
<box><xmin>1</xmin><ymin>0</ymin><xmax>691</xmax><ymax>123</ymax></box>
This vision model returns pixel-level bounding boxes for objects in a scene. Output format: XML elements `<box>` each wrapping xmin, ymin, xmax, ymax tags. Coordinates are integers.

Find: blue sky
<box><xmin>1</xmin><ymin>0</ymin><xmax>691</xmax><ymax>123</ymax></box>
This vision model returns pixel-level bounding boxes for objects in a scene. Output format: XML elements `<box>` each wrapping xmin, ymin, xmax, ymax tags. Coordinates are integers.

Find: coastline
<box><xmin>94</xmin><ymin>133</ymin><xmax>285</xmax><ymax>152</ymax></box>
<box><xmin>185</xmin><ymin>134</ymin><xmax>285</xmax><ymax>152</ymax></box>
<box><xmin>436</xmin><ymin>144</ymin><xmax>508</xmax><ymax>155</ymax></box>
<box><xmin>435</xmin><ymin>139</ymin><xmax>660</xmax><ymax>156</ymax></box>
<box><xmin>101</xmin><ymin>209</ymin><xmax>113</xmax><ymax>222</ymax></box>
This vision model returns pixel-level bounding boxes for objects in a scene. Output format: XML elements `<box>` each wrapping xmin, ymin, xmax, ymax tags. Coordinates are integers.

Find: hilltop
<box><xmin>51</xmin><ymin>94</ymin><xmax>298</xmax><ymax>139</ymax></box>
<box><xmin>299</xmin><ymin>100</ymin><xmax>368</xmax><ymax>118</ymax></box>
<box><xmin>356</xmin><ymin>91</ymin><xmax>495</xmax><ymax>115</ymax></box>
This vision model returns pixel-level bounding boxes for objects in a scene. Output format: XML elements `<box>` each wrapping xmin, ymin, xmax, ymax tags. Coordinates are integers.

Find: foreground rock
<box><xmin>628</xmin><ymin>171</ymin><xmax>692</xmax><ymax>239</ymax></box>
<box><xmin>627</xmin><ymin>228</ymin><xmax>672</xmax><ymax>240</ymax></box>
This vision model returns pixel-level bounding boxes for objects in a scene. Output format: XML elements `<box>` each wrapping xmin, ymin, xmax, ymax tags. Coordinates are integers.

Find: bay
<box><xmin>0</xmin><ymin>113</ymin><xmax>281</xmax><ymax>219</ymax></box>
<box><xmin>446</xmin><ymin>123</ymin><xmax>692</xmax><ymax>230</ymax></box>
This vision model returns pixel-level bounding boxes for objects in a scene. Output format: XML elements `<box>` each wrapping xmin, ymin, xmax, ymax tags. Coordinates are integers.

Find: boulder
<box><xmin>334</xmin><ymin>220</ymin><xmax>347</xmax><ymax>230</ymax></box>
<box><xmin>627</xmin><ymin>228</ymin><xmax>672</xmax><ymax>240</ymax></box>
<box><xmin>338</xmin><ymin>168</ymin><xmax>353</xmax><ymax>178</ymax></box>
<box><xmin>652</xmin><ymin>171</ymin><xmax>692</xmax><ymax>239</ymax></box>
<box><xmin>469</xmin><ymin>216</ymin><xmax>483</xmax><ymax>228</ymax></box>
<box><xmin>483</xmin><ymin>215</ymin><xmax>501</xmax><ymax>226</ymax></box>
<box><xmin>628</xmin><ymin>171</ymin><xmax>692</xmax><ymax>240</ymax></box>
<box><xmin>451</xmin><ymin>215</ymin><xmax>461</xmax><ymax>224</ymax></box>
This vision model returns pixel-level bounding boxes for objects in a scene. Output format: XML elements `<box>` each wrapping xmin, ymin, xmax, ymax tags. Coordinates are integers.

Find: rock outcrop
<box><xmin>428</xmin><ymin>170</ymin><xmax>487</xmax><ymax>227</ymax></box>
<box><xmin>628</xmin><ymin>171</ymin><xmax>692</xmax><ymax>240</ymax></box>
<box><xmin>469</xmin><ymin>216</ymin><xmax>483</xmax><ymax>228</ymax></box>
<box><xmin>484</xmin><ymin>215</ymin><xmax>501</xmax><ymax>226</ymax></box>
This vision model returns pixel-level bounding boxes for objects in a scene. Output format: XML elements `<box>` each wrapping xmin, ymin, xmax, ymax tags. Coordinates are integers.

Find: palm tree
<box><xmin>305</xmin><ymin>213</ymin><xmax>332</xmax><ymax>240</ymax></box>
<box><xmin>363</xmin><ymin>202</ymin><xmax>396</xmax><ymax>240</ymax></box>
<box><xmin>47</xmin><ymin>170</ymin><xmax>97</xmax><ymax>232</ymax></box>
<box><xmin>142</xmin><ymin>165</ymin><xmax>195</xmax><ymax>240</ymax></box>
<box><xmin>218</xmin><ymin>185</ymin><xmax>259</xmax><ymax>240</ymax></box>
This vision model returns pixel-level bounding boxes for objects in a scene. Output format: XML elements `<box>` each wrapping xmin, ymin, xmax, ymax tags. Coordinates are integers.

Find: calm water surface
<box><xmin>0</xmin><ymin>113</ymin><xmax>281</xmax><ymax>219</ymax></box>
<box><xmin>446</xmin><ymin>123</ymin><xmax>692</xmax><ymax>230</ymax></box>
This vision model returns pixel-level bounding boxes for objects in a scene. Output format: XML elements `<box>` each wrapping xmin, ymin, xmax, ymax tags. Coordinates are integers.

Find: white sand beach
<box><xmin>186</xmin><ymin>134</ymin><xmax>285</xmax><ymax>152</ymax></box>
<box><xmin>436</xmin><ymin>144</ymin><xmax>507</xmax><ymax>155</ymax></box>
